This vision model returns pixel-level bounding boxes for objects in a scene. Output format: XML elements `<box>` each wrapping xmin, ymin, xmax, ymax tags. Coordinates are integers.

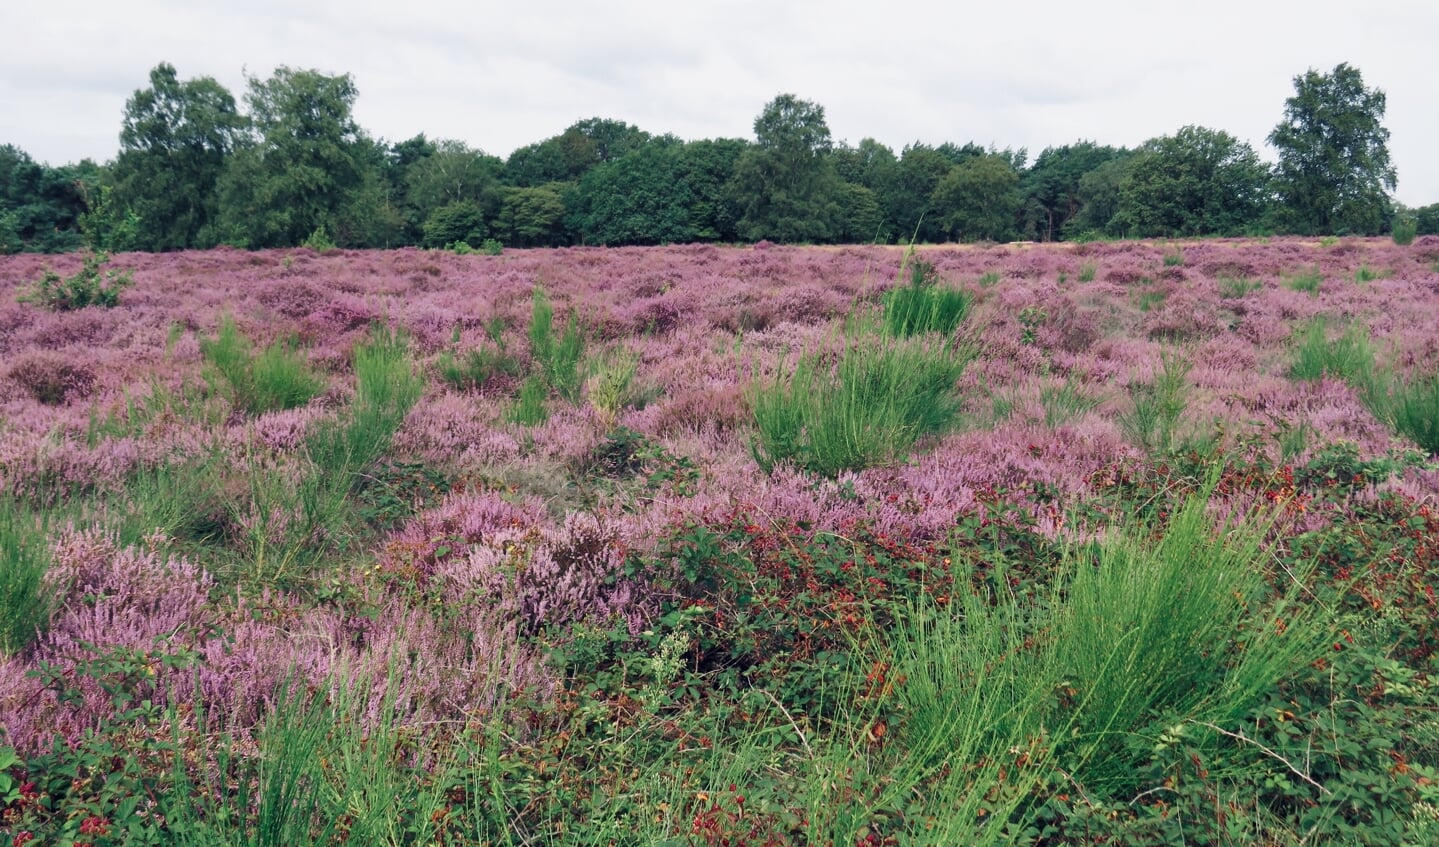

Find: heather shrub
<box><xmin>19</xmin><ymin>252</ymin><xmax>133</xmax><ymax>311</ymax></box>
<box><xmin>882</xmin><ymin>257</ymin><xmax>972</xmax><ymax>338</ymax></box>
<box><xmin>200</xmin><ymin>316</ymin><xmax>325</xmax><ymax>416</ymax></box>
<box><xmin>7</xmin><ymin>353</ymin><xmax>97</xmax><ymax>405</ymax></box>
<box><xmin>751</xmin><ymin>321</ymin><xmax>968</xmax><ymax>476</ymax></box>
<box><xmin>1117</xmin><ymin>351</ymin><xmax>1191</xmax><ymax>453</ymax></box>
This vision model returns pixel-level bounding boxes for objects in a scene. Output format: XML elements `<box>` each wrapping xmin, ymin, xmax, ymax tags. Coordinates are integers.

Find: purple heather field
<box><xmin>2</xmin><ymin>236</ymin><xmax>1438</xmax><ymax>754</ymax></box>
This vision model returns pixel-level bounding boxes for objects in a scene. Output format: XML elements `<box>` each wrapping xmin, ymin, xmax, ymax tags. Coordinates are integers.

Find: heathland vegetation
<box><xmin>2</xmin><ymin>235</ymin><xmax>1439</xmax><ymax>843</ymax></box>
<box><xmin>3</xmin><ymin>63</ymin><xmax>1436</xmax><ymax>257</ymax></box>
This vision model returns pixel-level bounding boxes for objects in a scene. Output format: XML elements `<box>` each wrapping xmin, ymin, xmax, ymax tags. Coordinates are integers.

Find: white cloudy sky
<box><xmin>4</xmin><ymin>0</ymin><xmax>1436</xmax><ymax>205</ymax></box>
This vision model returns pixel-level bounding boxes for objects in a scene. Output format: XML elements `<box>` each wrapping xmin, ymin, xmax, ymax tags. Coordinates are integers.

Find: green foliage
<box><xmin>585</xmin><ymin>348</ymin><xmax>641</xmax><ymax>430</ymax></box>
<box><xmin>421</xmin><ymin>199</ymin><xmax>486</xmax><ymax>248</ymax></box>
<box><xmin>1269</xmin><ymin>63</ymin><xmax>1396</xmax><ymax>235</ymax></box>
<box><xmin>1118</xmin><ymin>351</ymin><xmax>1191</xmax><ymax>453</ymax></box>
<box><xmin>0</xmin><ymin>143</ymin><xmax>90</xmax><ymax>253</ymax></box>
<box><xmin>882</xmin><ymin>257</ymin><xmax>972</xmax><ymax>337</ymax></box>
<box><xmin>750</xmin><ymin>319</ymin><xmax>969</xmax><ymax>476</ymax></box>
<box><xmin>731</xmin><ymin>93</ymin><xmax>842</xmax><ymax>243</ymax></box>
<box><xmin>1077</xmin><ymin>262</ymin><xmax>1097</xmax><ymax>282</ymax></box>
<box><xmin>215</xmin><ymin>66</ymin><xmax>376</xmax><ymax>248</ymax></box>
<box><xmin>930</xmin><ymin>153</ymin><xmax>1021</xmax><ymax>242</ymax></box>
<box><xmin>20</xmin><ymin>251</ymin><xmax>134</xmax><ymax>310</ymax></box>
<box><xmin>107</xmin><ymin>62</ymin><xmax>245</xmax><ymax>251</ymax></box>
<box><xmin>1162</xmin><ymin>247</ymin><xmax>1185</xmax><ymax>266</ymax></box>
<box><xmin>1040</xmin><ymin>378</ymin><xmax>1101</xmax><ymax>427</ymax></box>
<box><xmin>0</xmin><ymin>504</ymin><xmax>50</xmax><ymax>658</ymax></box>
<box><xmin>200</xmin><ymin>316</ymin><xmax>325</xmax><ymax>416</ymax></box>
<box><xmin>1020</xmin><ymin>141</ymin><xmax>1127</xmax><ymax>241</ymax></box>
<box><xmin>1354</xmin><ymin>264</ymin><xmax>1384</xmax><ymax>283</ymax></box>
<box><xmin>479</xmin><ymin>238</ymin><xmax>503</xmax><ymax>255</ymax></box>
<box><xmin>509</xmin><ymin>375</ymin><xmax>550</xmax><ymax>425</ymax></box>
<box><xmin>492</xmin><ymin>184</ymin><xmax>567</xmax><ymax>247</ymax></box>
<box><xmin>1378</xmin><ymin>373</ymin><xmax>1439</xmax><ymax>455</ymax></box>
<box><xmin>1110</xmin><ymin>126</ymin><xmax>1271</xmax><ymax>237</ymax></box>
<box><xmin>301</xmin><ymin>225</ymin><xmax>336</xmax><ymax>251</ymax></box>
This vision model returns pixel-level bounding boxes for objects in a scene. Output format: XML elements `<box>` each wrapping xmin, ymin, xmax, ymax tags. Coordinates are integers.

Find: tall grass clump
<box><xmin>882</xmin><ymin>257</ymin><xmax>972</xmax><ymax>338</ymax></box>
<box><xmin>0</xmin><ymin>504</ymin><xmax>51</xmax><ymax>657</ymax></box>
<box><xmin>1048</xmin><ymin>486</ymin><xmax>1330</xmax><ymax>793</ymax></box>
<box><xmin>437</xmin><ymin>319</ymin><xmax>521</xmax><ymax>392</ymax></box>
<box><xmin>1283</xmin><ymin>267</ymin><xmax>1323</xmax><ymax>295</ymax></box>
<box><xmin>751</xmin><ymin>319</ymin><xmax>968</xmax><ymax>476</ymax></box>
<box><xmin>529</xmin><ymin>287</ymin><xmax>585</xmax><ymax>402</ymax></box>
<box><xmin>1378</xmin><ymin>373</ymin><xmax>1439</xmax><ymax>455</ymax></box>
<box><xmin>1288</xmin><ymin>317</ymin><xmax>1377</xmax><ymax>386</ymax></box>
<box><xmin>201</xmin><ymin>316</ymin><xmax>325</xmax><ymax>415</ymax></box>
<box><xmin>239</xmin><ymin>324</ymin><xmax>423</xmax><ymax>583</ymax></box>
<box><xmin>1117</xmin><ymin>351</ymin><xmax>1191</xmax><ymax>453</ymax></box>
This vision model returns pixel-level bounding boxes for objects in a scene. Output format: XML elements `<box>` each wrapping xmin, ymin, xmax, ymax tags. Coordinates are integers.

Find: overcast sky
<box><xmin>4</xmin><ymin>0</ymin><xmax>1436</xmax><ymax>206</ymax></box>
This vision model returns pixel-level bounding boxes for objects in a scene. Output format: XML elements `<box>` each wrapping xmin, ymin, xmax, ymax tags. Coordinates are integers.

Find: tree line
<box><xmin>2</xmin><ymin>61</ymin><xmax>1434</xmax><ymax>255</ymax></box>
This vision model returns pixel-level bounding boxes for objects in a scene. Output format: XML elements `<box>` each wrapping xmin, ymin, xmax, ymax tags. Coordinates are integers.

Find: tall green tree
<box><xmin>730</xmin><ymin>94</ymin><xmax>841</xmax><ymax>242</ymax></box>
<box><xmin>405</xmin><ymin>139</ymin><xmax>503</xmax><ymax>243</ymax></box>
<box><xmin>888</xmin><ymin>145</ymin><xmax>955</xmax><ymax>242</ymax></box>
<box><xmin>1111</xmin><ymin>126</ymin><xmax>1269</xmax><ymax>238</ymax></box>
<box><xmin>832</xmin><ymin>138</ymin><xmax>899</xmax><ymax>242</ymax></box>
<box><xmin>931</xmin><ymin>154</ymin><xmax>1022</xmax><ymax>242</ymax></box>
<box><xmin>0</xmin><ymin>144</ymin><xmax>88</xmax><ymax>253</ymax></box>
<box><xmin>107</xmin><ymin>63</ymin><xmax>245</xmax><ymax>250</ymax></box>
<box><xmin>215</xmin><ymin>67</ymin><xmax>377</xmax><ymax>248</ymax></box>
<box><xmin>505</xmin><ymin>118</ymin><xmax>649</xmax><ymax>187</ymax></box>
<box><xmin>1020</xmin><ymin>141</ymin><xmax>1125</xmax><ymax>241</ymax></box>
<box><xmin>1269</xmin><ymin>63</ymin><xmax>1396</xmax><ymax>236</ymax></box>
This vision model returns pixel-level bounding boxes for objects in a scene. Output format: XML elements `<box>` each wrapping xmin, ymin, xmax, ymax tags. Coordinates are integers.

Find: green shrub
<box><xmin>302</xmin><ymin>225</ymin><xmax>336</xmax><ymax>251</ymax></box>
<box><xmin>1354</xmin><ymin>264</ymin><xmax>1383</xmax><ymax>283</ymax></box>
<box><xmin>200</xmin><ymin>316</ymin><xmax>325</xmax><ymax>416</ymax></box>
<box><xmin>586</xmin><ymin>349</ymin><xmax>641</xmax><ymax>430</ymax></box>
<box><xmin>1041</xmin><ymin>378</ymin><xmax>1101</xmax><ymax>427</ymax></box>
<box><xmin>510</xmin><ymin>375</ymin><xmax>550</xmax><ymax>425</ymax></box>
<box><xmin>1078</xmin><ymin>262</ymin><xmax>1098</xmax><ymax>282</ymax></box>
<box><xmin>480</xmin><ymin>238</ymin><xmax>504</xmax><ymax>255</ymax></box>
<box><xmin>421</xmin><ymin>200</ymin><xmax>486</xmax><ymax>249</ymax></box>
<box><xmin>1163</xmin><ymin>248</ymin><xmax>1185</xmax><ymax>266</ymax></box>
<box><xmin>20</xmin><ymin>252</ymin><xmax>133</xmax><ymax>311</ymax></box>
<box><xmin>1392</xmin><ymin>214</ymin><xmax>1418</xmax><ymax>246</ymax></box>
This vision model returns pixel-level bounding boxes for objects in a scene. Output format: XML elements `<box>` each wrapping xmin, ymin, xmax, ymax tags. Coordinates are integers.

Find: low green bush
<box><xmin>201</xmin><ymin>316</ymin><xmax>325</xmax><ymax>416</ymax></box>
<box><xmin>20</xmin><ymin>252</ymin><xmax>133</xmax><ymax>311</ymax></box>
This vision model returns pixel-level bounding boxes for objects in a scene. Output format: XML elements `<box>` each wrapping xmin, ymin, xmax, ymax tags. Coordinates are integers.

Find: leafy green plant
<box><xmin>20</xmin><ymin>252</ymin><xmax>134</xmax><ymax>311</ymax></box>
<box><xmin>1380</xmin><ymin>372</ymin><xmax>1439</xmax><ymax>455</ymax></box>
<box><xmin>302</xmin><ymin>224</ymin><xmax>336</xmax><ymax>251</ymax></box>
<box><xmin>480</xmin><ymin>238</ymin><xmax>504</xmax><ymax>255</ymax></box>
<box><xmin>201</xmin><ymin>316</ymin><xmax>325</xmax><ymax>416</ymax></box>
<box><xmin>1017</xmin><ymin>305</ymin><xmax>1047</xmax><ymax>345</ymax></box>
<box><xmin>1118</xmin><ymin>350</ymin><xmax>1191</xmax><ymax>453</ymax></box>
<box><xmin>509</xmin><ymin>375</ymin><xmax>550</xmax><ymax>425</ymax></box>
<box><xmin>882</xmin><ymin>258</ymin><xmax>972</xmax><ymax>338</ymax></box>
